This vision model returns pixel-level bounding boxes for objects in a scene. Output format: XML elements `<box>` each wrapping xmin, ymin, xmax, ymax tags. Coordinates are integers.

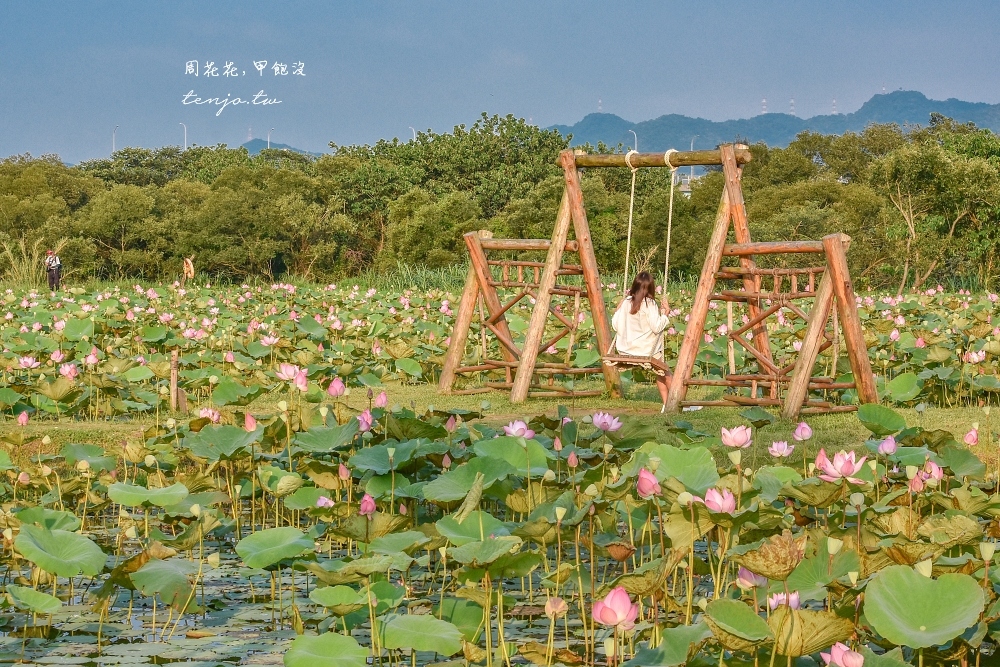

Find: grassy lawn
<box><xmin>7</xmin><ymin>376</ymin><xmax>987</xmax><ymax>469</ymax></box>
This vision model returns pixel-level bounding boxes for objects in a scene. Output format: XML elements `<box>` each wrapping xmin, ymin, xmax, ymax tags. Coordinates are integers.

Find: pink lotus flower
<box><xmin>889</xmin><ymin>329</ymin><xmax>900</xmax><ymax>342</ymax></box>
<box><xmin>357</xmin><ymin>409</ymin><xmax>373</xmax><ymax>432</ymax></box>
<box><xmin>821</xmin><ymin>642</ymin><xmax>864</xmax><ymax>667</ymax></box>
<box><xmin>85</xmin><ymin>347</ymin><xmax>99</xmax><ymax>366</ymax></box>
<box><xmin>59</xmin><ymin>363</ymin><xmax>78</xmax><ymax>380</ymax></box>
<box><xmin>199</xmin><ymin>407</ymin><xmax>221</xmax><ymax>423</ymax></box>
<box><xmin>16</xmin><ymin>412</ymin><xmax>28</xmax><ymax>427</ymax></box>
<box><xmin>964</xmin><ymin>428</ymin><xmax>979</xmax><ymax>446</ymax></box>
<box><xmin>767</xmin><ymin>591</ymin><xmax>800</xmax><ymax>610</ymax></box>
<box><xmin>736</xmin><ymin>567</ymin><xmax>768</xmax><ymax>591</ymax></box>
<box><xmin>327</xmin><ymin>377</ymin><xmax>346</xmax><ymax>397</ymax></box>
<box><xmin>553</xmin><ymin>437</ymin><xmax>562</xmax><ymax>452</ymax></box>
<box><xmin>276</xmin><ymin>363</ymin><xmax>300</xmax><ymax>381</ymax></box>
<box><xmin>592</xmin><ymin>586</ymin><xmax>638</xmax><ymax>630</ymax></box>
<box><xmin>909</xmin><ymin>474</ymin><xmax>925</xmax><ymax>493</ymax></box>
<box><xmin>593</xmin><ymin>412</ymin><xmax>623</xmax><ymax>432</ymax></box>
<box><xmin>915</xmin><ymin>337</ymin><xmax>926</xmax><ymax>348</ymax></box>
<box><xmin>359</xmin><ymin>493</ymin><xmax>376</xmax><ymax>518</ymax></box>
<box><xmin>792</xmin><ymin>422</ymin><xmax>812</xmax><ymax>441</ymax></box>
<box><xmin>815</xmin><ymin>449</ymin><xmax>867</xmax><ymax>484</ymax></box>
<box><xmin>567</xmin><ymin>451</ymin><xmax>579</xmax><ymax>468</ymax></box>
<box><xmin>224</xmin><ymin>351</ymin><xmax>235</xmax><ymax>363</ymax></box>
<box><xmin>700</xmin><ymin>487</ymin><xmax>736</xmax><ymax>514</ymax></box>
<box><xmin>636</xmin><ymin>468</ymin><xmax>661</xmax><ymax>499</ymax></box>
<box><xmin>878</xmin><ymin>436</ymin><xmax>897</xmax><ymax>455</ymax></box>
<box><xmin>244</xmin><ymin>413</ymin><xmax>257</xmax><ymax>432</ymax></box>
<box><xmin>721</xmin><ymin>425</ymin><xmax>752</xmax><ymax>448</ymax></box>
<box><xmin>441</xmin><ymin>453</ymin><xmax>452</xmax><ymax>469</ymax></box>
<box><xmin>445</xmin><ymin>415</ymin><xmax>457</xmax><ymax>433</ymax></box>
<box><xmin>260</xmin><ymin>335</ymin><xmax>279</xmax><ymax>346</ymax></box>
<box><xmin>19</xmin><ymin>356</ymin><xmax>40</xmax><ymax>370</ymax></box>
<box><xmin>293</xmin><ymin>370</ymin><xmax>309</xmax><ymax>392</ymax></box>
<box><xmin>923</xmin><ymin>460</ymin><xmax>943</xmax><ymax>482</ymax></box>
<box><xmin>769</xmin><ymin>441</ymin><xmax>794</xmax><ymax>457</ymax></box>
<box><xmin>316</xmin><ymin>496</ymin><xmax>335</xmax><ymax>509</ymax></box>
<box><xmin>50</xmin><ymin>350</ymin><xmax>65</xmax><ymax>363</ymax></box>
<box><xmin>338</xmin><ymin>463</ymin><xmax>350</xmax><ymax>481</ymax></box>
<box><xmin>503</xmin><ymin>420</ymin><xmax>535</xmax><ymax>439</ymax></box>
<box><xmin>17</xmin><ymin>471</ymin><xmax>30</xmax><ymax>485</ymax></box>
<box><xmin>374</xmin><ymin>391</ymin><xmax>388</xmax><ymax>408</ymax></box>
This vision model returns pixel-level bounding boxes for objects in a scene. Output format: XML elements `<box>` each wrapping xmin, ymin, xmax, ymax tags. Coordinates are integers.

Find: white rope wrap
<box><xmin>663</xmin><ymin>148</ymin><xmax>679</xmax><ymax>171</ymax></box>
<box><xmin>622</xmin><ymin>150</ymin><xmax>639</xmax><ymax>293</ymax></box>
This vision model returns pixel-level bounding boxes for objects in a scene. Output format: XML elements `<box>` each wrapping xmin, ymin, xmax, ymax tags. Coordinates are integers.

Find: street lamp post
<box><xmin>689</xmin><ymin>135</ymin><xmax>699</xmax><ymax>181</ymax></box>
<box><xmin>628</xmin><ymin>130</ymin><xmax>638</xmax><ymax>152</ymax></box>
<box><xmin>267</xmin><ymin>128</ymin><xmax>274</xmax><ymax>149</ymax></box>
<box><xmin>179</xmin><ymin>123</ymin><xmax>187</xmax><ymax>150</ymax></box>
<box><xmin>409</xmin><ymin>127</ymin><xmax>416</xmax><ymax>141</ymax></box>
<box><xmin>113</xmin><ymin>125</ymin><xmax>119</xmax><ymax>153</ymax></box>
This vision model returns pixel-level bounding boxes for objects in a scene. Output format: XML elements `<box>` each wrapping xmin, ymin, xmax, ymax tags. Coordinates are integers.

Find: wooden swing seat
<box><xmin>602</xmin><ymin>354</ymin><xmax>672</xmax><ymax>377</ymax></box>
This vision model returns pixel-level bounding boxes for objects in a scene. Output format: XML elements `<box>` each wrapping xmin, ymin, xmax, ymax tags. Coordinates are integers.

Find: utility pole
<box><xmin>113</xmin><ymin>125</ymin><xmax>119</xmax><ymax>153</ymax></box>
<box><xmin>179</xmin><ymin>123</ymin><xmax>187</xmax><ymax>149</ymax></box>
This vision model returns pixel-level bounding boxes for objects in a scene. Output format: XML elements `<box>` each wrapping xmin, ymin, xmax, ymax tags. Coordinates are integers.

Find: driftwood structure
<box><xmin>440</xmin><ymin>144</ymin><xmax>878</xmax><ymax>417</ymax></box>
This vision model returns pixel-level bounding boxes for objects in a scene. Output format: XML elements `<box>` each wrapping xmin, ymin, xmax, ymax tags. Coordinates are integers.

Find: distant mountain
<box><xmin>241</xmin><ymin>138</ymin><xmax>323</xmax><ymax>157</ymax></box>
<box><xmin>550</xmin><ymin>91</ymin><xmax>1000</xmax><ymax>151</ymax></box>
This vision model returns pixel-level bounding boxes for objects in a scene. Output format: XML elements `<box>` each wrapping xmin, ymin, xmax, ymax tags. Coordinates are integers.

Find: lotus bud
<box><xmin>277</xmin><ymin>400</ymin><xmax>288</xmax><ymax>412</ymax></box>
<box><xmin>973</xmin><ymin>421</ymin><xmax>980</xmax><ymax>430</ymax></box>
<box><xmin>319</xmin><ymin>406</ymin><xmax>329</xmax><ymax>418</ymax></box>
<box><xmin>207</xmin><ymin>552</ymin><xmax>221</xmax><ymax>567</ymax></box>
<box><xmin>850</xmin><ymin>493</ymin><xmax>865</xmax><ymax>507</ymax></box>
<box><xmin>867</xmin><ymin>460</ymin><xmax>878</xmax><ymax>473</ymax></box>
<box><xmin>386</xmin><ymin>447</ymin><xmax>396</xmax><ymax>461</ymax></box>
<box><xmin>914</xmin><ymin>559</ymin><xmax>934</xmax><ymax>577</ymax></box>
<box><xmin>743</xmin><ymin>467</ymin><xmax>754</xmax><ymax>477</ymax></box>
<box><xmin>603</xmin><ymin>443</ymin><xmax>613</xmax><ymax>455</ymax></box>
<box><xmin>604</xmin><ymin>637</ymin><xmax>616</xmax><ymax>660</ymax></box>
<box><xmin>166</xmin><ymin>418</ymin><xmax>176</xmax><ymax>429</ymax></box>
<box><xmin>40</xmin><ymin>465</ymin><xmax>52</xmax><ymax>477</ymax></box>
<box><xmin>124</xmin><ymin>526</ymin><xmax>138</xmax><ymax>539</ymax></box>
<box><xmin>438</xmin><ymin>547</ymin><xmax>447</xmax><ymax>559</ymax></box>
<box><xmin>608</xmin><ymin>465</ymin><xmax>619</xmax><ymax>481</ymax></box>
<box><xmin>847</xmin><ymin>571</ymin><xmax>859</xmax><ymax>585</ymax></box>
<box><xmin>279</xmin><ymin>412</ymin><xmax>288</xmax><ymax>422</ymax></box>
<box><xmin>75</xmin><ymin>459</ymin><xmax>90</xmax><ymax>472</ymax></box>
<box><xmin>677</xmin><ymin>491</ymin><xmax>694</xmax><ymax>506</ymax></box>
<box><xmin>554</xmin><ymin>506</ymin><xmax>567</xmax><ymax>523</ymax></box>
<box><xmin>584</xmin><ymin>484</ymin><xmax>599</xmax><ymax>497</ymax></box>
<box><xmin>647</xmin><ymin>455</ymin><xmax>660</xmax><ymax>473</ymax></box>
<box><xmin>728</xmin><ymin>450</ymin><xmax>742</xmax><ymax>466</ymax></box>
<box><xmin>41</xmin><ymin>435</ymin><xmax>51</xmax><ymax>446</ymax></box>
<box><xmin>208</xmin><ymin>375</ymin><xmax>218</xmax><ymax>385</ymax></box>
<box><xmin>905</xmin><ymin>465</ymin><xmax>919</xmax><ymax>480</ymax></box>
<box><xmin>542</xmin><ymin>469</ymin><xmax>556</xmax><ymax>482</ymax></box>
<box><xmin>234</xmin><ymin>484</ymin><xmax>242</xmax><ymax>495</ymax></box>
<box><xmin>190</xmin><ymin>504</ymin><xmax>201</xmax><ymax>518</ymax></box>
<box><xmin>827</xmin><ymin>537</ymin><xmax>844</xmax><ymax>555</ymax></box>
<box><xmin>2</xmin><ymin>529</ymin><xmax>12</xmax><ymax>542</ymax></box>
<box><xmin>807</xmin><ymin>463</ymin><xmax>816</xmax><ymax>476</ymax></box>
<box><xmin>981</xmin><ymin>541</ymin><xmax>997</xmax><ymax>563</ymax></box>
<box><xmin>144</xmin><ymin>454</ymin><xmax>157</xmax><ymax>467</ymax></box>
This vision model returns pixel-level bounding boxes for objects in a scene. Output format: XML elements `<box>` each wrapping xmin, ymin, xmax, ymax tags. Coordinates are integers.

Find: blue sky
<box><xmin>2</xmin><ymin>1</ymin><xmax>999</xmax><ymax>163</ymax></box>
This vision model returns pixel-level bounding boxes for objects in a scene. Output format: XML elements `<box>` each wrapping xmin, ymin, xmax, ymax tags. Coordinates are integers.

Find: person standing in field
<box><xmin>45</xmin><ymin>249</ymin><xmax>62</xmax><ymax>292</ymax></box>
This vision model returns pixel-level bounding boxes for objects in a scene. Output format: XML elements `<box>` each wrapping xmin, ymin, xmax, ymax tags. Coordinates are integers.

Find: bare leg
<box><xmin>656</xmin><ymin>374</ymin><xmax>670</xmax><ymax>406</ymax></box>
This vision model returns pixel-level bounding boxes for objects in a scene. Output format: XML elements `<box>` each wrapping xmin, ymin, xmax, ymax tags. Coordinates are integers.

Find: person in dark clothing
<box><xmin>45</xmin><ymin>250</ymin><xmax>61</xmax><ymax>291</ymax></box>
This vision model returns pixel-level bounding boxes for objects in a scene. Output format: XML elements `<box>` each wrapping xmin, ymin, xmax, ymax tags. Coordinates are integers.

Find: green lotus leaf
<box><xmin>61</xmin><ymin>443</ymin><xmax>117</xmax><ymax>472</ymax></box>
<box><xmin>648</xmin><ymin>444</ymin><xmax>720</xmax><ymax>496</ymax></box>
<box><xmin>15</xmin><ymin>506</ymin><xmax>81</xmax><ymax>531</ymax></box>
<box><xmin>704</xmin><ymin>599</ymin><xmax>772</xmax><ymax>653</ymax></box>
<box><xmin>423</xmin><ymin>457</ymin><xmax>516</xmax><ymax>503</ymax></box>
<box><xmin>448</xmin><ymin>536</ymin><xmax>521</xmax><ymax>566</ymax></box>
<box><xmin>130</xmin><ymin>558</ymin><xmax>199</xmax><ymax>612</ymax></box>
<box><xmin>377</xmin><ymin>613</ymin><xmax>462</xmax><ymax>655</ymax></box>
<box><xmin>623</xmin><ymin>622</ymin><xmax>712</xmax><ymax>666</ymax></box>
<box><xmin>294</xmin><ymin>420</ymin><xmax>359</xmax><ymax>453</ymax></box>
<box><xmin>235</xmin><ymin>527</ymin><xmax>313</xmax><ymax>569</ymax></box>
<box><xmin>109</xmin><ymin>482</ymin><xmax>190</xmax><ymax>508</ymax></box>
<box><xmin>183</xmin><ymin>424</ymin><xmax>261</xmax><ymax>461</ymax></box>
<box><xmin>857</xmin><ymin>404</ymin><xmax>906</xmax><ymax>436</ymax></box>
<box><xmin>283</xmin><ymin>632</ymin><xmax>368</xmax><ymax>667</ymax></box>
<box><xmin>436</xmin><ymin>511</ymin><xmax>509</xmax><ymax>546</ymax></box>
<box><xmin>473</xmin><ymin>436</ymin><xmax>550</xmax><ymax>477</ymax></box>
<box><xmin>309</xmin><ymin>585</ymin><xmax>366</xmax><ymax>616</ymax></box>
<box><xmin>6</xmin><ymin>584</ymin><xmax>62</xmax><ymax>614</ymax></box>
<box><xmin>15</xmin><ymin>525</ymin><xmax>106</xmax><ymax>577</ymax></box>
<box><xmin>864</xmin><ymin>565</ymin><xmax>985</xmax><ymax>648</ymax></box>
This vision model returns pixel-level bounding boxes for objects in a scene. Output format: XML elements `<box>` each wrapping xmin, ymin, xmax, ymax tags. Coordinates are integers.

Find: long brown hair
<box><xmin>627</xmin><ymin>271</ymin><xmax>657</xmax><ymax>314</ymax></box>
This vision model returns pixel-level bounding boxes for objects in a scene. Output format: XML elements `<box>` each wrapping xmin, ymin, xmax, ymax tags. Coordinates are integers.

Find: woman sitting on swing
<box><xmin>611</xmin><ymin>271</ymin><xmax>672</xmax><ymax>411</ymax></box>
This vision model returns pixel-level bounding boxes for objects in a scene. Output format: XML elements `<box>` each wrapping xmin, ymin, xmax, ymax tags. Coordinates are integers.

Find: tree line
<box><xmin>2</xmin><ymin>112</ymin><xmax>999</xmax><ymax>291</ymax></box>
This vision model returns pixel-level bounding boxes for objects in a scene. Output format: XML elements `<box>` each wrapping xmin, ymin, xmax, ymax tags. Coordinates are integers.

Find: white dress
<box><xmin>611</xmin><ymin>297</ymin><xmax>670</xmax><ymax>361</ymax></box>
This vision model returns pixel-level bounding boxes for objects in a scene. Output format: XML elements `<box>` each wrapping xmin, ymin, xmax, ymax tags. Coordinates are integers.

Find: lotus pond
<box><xmin>0</xmin><ymin>282</ymin><xmax>997</xmax><ymax>667</ymax></box>
<box><xmin>0</xmin><ymin>282</ymin><xmax>999</xmax><ymax>420</ymax></box>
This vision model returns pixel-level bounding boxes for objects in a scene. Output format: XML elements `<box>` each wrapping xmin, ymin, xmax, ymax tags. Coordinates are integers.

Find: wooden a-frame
<box><xmin>440</xmin><ymin>144</ymin><xmax>877</xmax><ymax>416</ymax></box>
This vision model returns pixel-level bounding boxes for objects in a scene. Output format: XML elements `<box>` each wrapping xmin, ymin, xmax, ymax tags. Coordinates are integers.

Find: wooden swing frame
<box><xmin>439</xmin><ymin>144</ymin><xmax>878</xmax><ymax>417</ymax></box>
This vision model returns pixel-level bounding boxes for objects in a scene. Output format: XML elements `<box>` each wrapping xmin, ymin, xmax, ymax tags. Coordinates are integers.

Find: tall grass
<box><xmin>0</xmin><ymin>238</ymin><xmax>66</xmax><ymax>291</ymax></box>
<box><xmin>350</xmin><ymin>262</ymin><xmax>471</xmax><ymax>293</ymax></box>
